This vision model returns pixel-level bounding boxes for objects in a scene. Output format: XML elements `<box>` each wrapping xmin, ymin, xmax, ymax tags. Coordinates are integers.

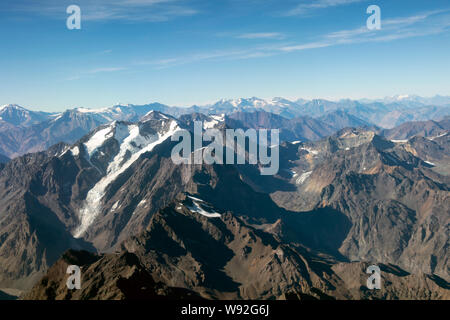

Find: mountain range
<box><xmin>0</xmin><ymin>104</ymin><xmax>448</xmax><ymax>300</ymax></box>
<box><xmin>0</xmin><ymin>95</ymin><xmax>448</xmax><ymax>159</ymax></box>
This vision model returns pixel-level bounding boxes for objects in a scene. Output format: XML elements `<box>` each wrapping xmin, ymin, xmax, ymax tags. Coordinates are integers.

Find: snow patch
<box><xmin>55</xmin><ymin>146</ymin><xmax>70</xmax><ymax>157</ymax></box>
<box><xmin>211</xmin><ymin>114</ymin><xmax>225</xmax><ymax>122</ymax></box>
<box><xmin>76</xmin><ymin>107</ymin><xmax>110</xmax><ymax>114</ymax></box>
<box><xmin>203</xmin><ymin>114</ymin><xmax>224</xmax><ymax>129</ymax></box>
<box><xmin>391</xmin><ymin>139</ymin><xmax>408</xmax><ymax>143</ymax></box>
<box><xmin>429</xmin><ymin>132</ymin><xmax>448</xmax><ymax>140</ymax></box>
<box><xmin>396</xmin><ymin>94</ymin><xmax>410</xmax><ymax>100</ymax></box>
<box><xmin>296</xmin><ymin>171</ymin><xmax>312</xmax><ymax>185</ymax></box>
<box><xmin>137</xmin><ymin>199</ymin><xmax>147</xmax><ymax>207</ymax></box>
<box><xmin>71</xmin><ymin>146</ymin><xmax>80</xmax><ymax>156</ymax></box>
<box><xmin>203</xmin><ymin>119</ymin><xmax>218</xmax><ymax>129</ymax></box>
<box><xmin>111</xmin><ymin>201</ymin><xmax>120</xmax><ymax>211</ymax></box>
<box><xmin>187</xmin><ymin>195</ymin><xmax>205</xmax><ymax>203</ymax></box>
<box><xmin>186</xmin><ymin>196</ymin><xmax>221</xmax><ymax>218</ymax></box>
<box><xmin>84</xmin><ymin>127</ymin><xmax>114</xmax><ymax>157</ymax></box>
<box><xmin>74</xmin><ymin>120</ymin><xmax>181</xmax><ymax>238</ymax></box>
<box><xmin>51</xmin><ymin>113</ymin><xmax>64</xmax><ymax>122</ymax></box>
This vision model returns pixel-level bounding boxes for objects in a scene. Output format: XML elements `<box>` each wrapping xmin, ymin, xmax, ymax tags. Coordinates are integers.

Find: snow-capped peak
<box><xmin>214</xmin><ymin>97</ymin><xmax>271</xmax><ymax>109</ymax></box>
<box><xmin>0</xmin><ymin>104</ymin><xmax>32</xmax><ymax>115</ymax></box>
<box><xmin>396</xmin><ymin>95</ymin><xmax>410</xmax><ymax>100</ymax></box>
<box><xmin>0</xmin><ymin>104</ymin><xmax>54</xmax><ymax>126</ymax></box>
<box><xmin>141</xmin><ymin>110</ymin><xmax>170</xmax><ymax>122</ymax></box>
<box><xmin>0</xmin><ymin>104</ymin><xmax>24</xmax><ymax>110</ymax></box>
<box><xmin>203</xmin><ymin>113</ymin><xmax>225</xmax><ymax>129</ymax></box>
<box><xmin>75</xmin><ymin>107</ymin><xmax>111</xmax><ymax>114</ymax></box>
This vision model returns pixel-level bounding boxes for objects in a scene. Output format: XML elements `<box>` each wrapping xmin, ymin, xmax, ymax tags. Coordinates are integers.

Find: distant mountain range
<box><xmin>362</xmin><ymin>94</ymin><xmax>450</xmax><ymax>107</ymax></box>
<box><xmin>0</xmin><ymin>109</ymin><xmax>448</xmax><ymax>299</ymax></box>
<box><xmin>0</xmin><ymin>95</ymin><xmax>448</xmax><ymax>159</ymax></box>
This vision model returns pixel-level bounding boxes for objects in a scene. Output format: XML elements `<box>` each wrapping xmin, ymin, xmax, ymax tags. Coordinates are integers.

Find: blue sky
<box><xmin>0</xmin><ymin>0</ymin><xmax>449</xmax><ymax>111</ymax></box>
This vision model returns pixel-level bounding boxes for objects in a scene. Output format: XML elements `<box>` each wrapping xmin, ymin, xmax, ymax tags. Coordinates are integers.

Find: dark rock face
<box><xmin>23</xmin><ymin>250</ymin><xmax>202</xmax><ymax>300</ymax></box>
<box><xmin>226</xmin><ymin>111</ymin><xmax>338</xmax><ymax>142</ymax></box>
<box><xmin>381</xmin><ymin>117</ymin><xmax>449</xmax><ymax>140</ymax></box>
<box><xmin>318</xmin><ymin>110</ymin><xmax>371</xmax><ymax>131</ymax></box>
<box><xmin>179</xmin><ymin>110</ymin><xmax>370</xmax><ymax>148</ymax></box>
<box><xmin>0</xmin><ymin>114</ymin><xmax>284</xmax><ymax>290</ymax></box>
<box><xmin>0</xmin><ymin>149</ymin><xmax>96</xmax><ymax>290</ymax></box>
<box><xmin>0</xmin><ymin>110</ymin><xmax>104</xmax><ymax>158</ymax></box>
<box><xmin>0</xmin><ymin>290</ymin><xmax>17</xmax><ymax>300</ymax></box>
<box><xmin>269</xmin><ymin>128</ymin><xmax>449</xmax><ymax>280</ymax></box>
<box><xmin>24</xmin><ymin>201</ymin><xmax>450</xmax><ymax>300</ymax></box>
<box><xmin>0</xmin><ymin>112</ymin><xmax>448</xmax><ymax>300</ymax></box>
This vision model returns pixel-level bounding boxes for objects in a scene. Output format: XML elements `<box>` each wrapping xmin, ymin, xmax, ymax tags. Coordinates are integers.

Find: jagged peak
<box><xmin>0</xmin><ymin>104</ymin><xmax>26</xmax><ymax>110</ymax></box>
<box><xmin>140</xmin><ymin>110</ymin><xmax>173</xmax><ymax>122</ymax></box>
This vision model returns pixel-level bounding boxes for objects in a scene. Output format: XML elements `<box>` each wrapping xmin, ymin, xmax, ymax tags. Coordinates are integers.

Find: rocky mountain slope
<box><xmin>381</xmin><ymin>117</ymin><xmax>449</xmax><ymax>140</ymax></box>
<box><xmin>23</xmin><ymin>250</ymin><xmax>202</xmax><ymax>300</ymax></box>
<box><xmin>0</xmin><ymin>105</ymin><xmax>167</xmax><ymax>158</ymax></box>
<box><xmin>0</xmin><ymin>104</ymin><xmax>54</xmax><ymax>127</ymax></box>
<box><xmin>268</xmin><ymin>128</ymin><xmax>449</xmax><ymax>279</ymax></box>
<box><xmin>225</xmin><ymin>111</ymin><xmax>337</xmax><ymax>142</ymax></box>
<box><xmin>0</xmin><ymin>111</ymin><xmax>448</xmax><ymax>299</ymax></box>
<box><xmin>24</xmin><ymin>198</ymin><xmax>449</xmax><ymax>300</ymax></box>
<box><xmin>1</xmin><ymin>97</ymin><xmax>448</xmax><ymax>158</ymax></box>
<box><xmin>0</xmin><ymin>112</ymin><xmax>285</xmax><ymax>291</ymax></box>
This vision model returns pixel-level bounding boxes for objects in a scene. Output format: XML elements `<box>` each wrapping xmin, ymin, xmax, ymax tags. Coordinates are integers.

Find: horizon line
<box><xmin>3</xmin><ymin>93</ymin><xmax>450</xmax><ymax>113</ymax></box>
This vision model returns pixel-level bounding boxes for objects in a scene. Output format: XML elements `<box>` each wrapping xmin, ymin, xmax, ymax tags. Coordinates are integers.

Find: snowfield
<box><xmin>74</xmin><ymin>120</ymin><xmax>181</xmax><ymax>238</ymax></box>
<box><xmin>186</xmin><ymin>195</ymin><xmax>221</xmax><ymax>218</ymax></box>
<box><xmin>84</xmin><ymin>126</ymin><xmax>114</xmax><ymax>157</ymax></box>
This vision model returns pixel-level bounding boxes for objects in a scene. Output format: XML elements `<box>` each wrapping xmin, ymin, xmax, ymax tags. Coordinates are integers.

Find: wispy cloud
<box><xmin>66</xmin><ymin>66</ymin><xmax>126</xmax><ymax>81</ymax></box>
<box><xmin>139</xmin><ymin>42</ymin><xmax>287</xmax><ymax>69</ymax></box>
<box><xmin>144</xmin><ymin>9</ymin><xmax>450</xmax><ymax>68</ymax></box>
<box><xmin>286</xmin><ymin>0</ymin><xmax>366</xmax><ymax>16</ymax></box>
<box><xmin>3</xmin><ymin>0</ymin><xmax>198</xmax><ymax>22</ymax></box>
<box><xmin>87</xmin><ymin>67</ymin><xmax>127</xmax><ymax>74</ymax></box>
<box><xmin>83</xmin><ymin>3</ymin><xmax>198</xmax><ymax>22</ymax></box>
<box><xmin>282</xmin><ymin>9</ymin><xmax>450</xmax><ymax>51</ymax></box>
<box><xmin>237</xmin><ymin>32</ymin><xmax>286</xmax><ymax>40</ymax></box>
<box><xmin>280</xmin><ymin>41</ymin><xmax>331</xmax><ymax>52</ymax></box>
<box><xmin>143</xmin><ymin>49</ymin><xmax>267</xmax><ymax>68</ymax></box>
